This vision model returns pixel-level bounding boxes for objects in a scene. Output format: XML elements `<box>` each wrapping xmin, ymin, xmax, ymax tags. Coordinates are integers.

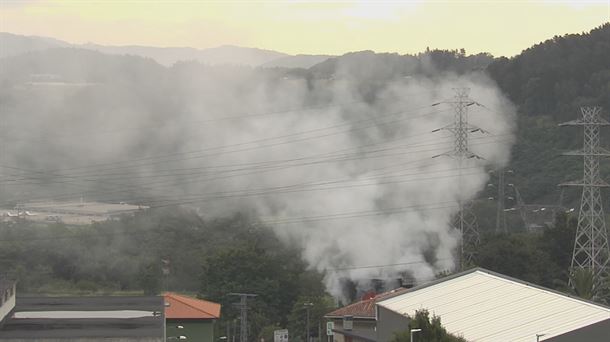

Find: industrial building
<box><xmin>376</xmin><ymin>268</ymin><xmax>610</xmax><ymax>342</ymax></box>
<box><xmin>325</xmin><ymin>268</ymin><xmax>610</xmax><ymax>342</ymax></box>
<box><xmin>0</xmin><ymin>296</ymin><xmax>163</xmax><ymax>341</ymax></box>
<box><xmin>164</xmin><ymin>292</ymin><xmax>221</xmax><ymax>342</ymax></box>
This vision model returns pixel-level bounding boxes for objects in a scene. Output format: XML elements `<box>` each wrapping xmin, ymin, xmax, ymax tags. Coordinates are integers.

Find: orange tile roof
<box><xmin>164</xmin><ymin>293</ymin><xmax>221</xmax><ymax>320</ymax></box>
<box><xmin>325</xmin><ymin>288</ymin><xmax>409</xmax><ymax>319</ymax></box>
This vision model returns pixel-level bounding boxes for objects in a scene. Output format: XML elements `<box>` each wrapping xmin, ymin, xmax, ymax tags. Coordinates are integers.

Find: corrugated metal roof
<box><xmin>377</xmin><ymin>268</ymin><xmax>610</xmax><ymax>342</ymax></box>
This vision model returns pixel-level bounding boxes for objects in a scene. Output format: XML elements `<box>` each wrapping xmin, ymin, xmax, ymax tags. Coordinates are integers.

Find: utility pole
<box><xmin>559</xmin><ymin>106</ymin><xmax>610</xmax><ymax>295</ymax></box>
<box><xmin>318</xmin><ymin>321</ymin><xmax>322</xmax><ymax>342</ymax></box>
<box><xmin>495</xmin><ymin>168</ymin><xmax>508</xmax><ymax>233</ymax></box>
<box><xmin>230</xmin><ymin>293</ymin><xmax>257</xmax><ymax>342</ymax></box>
<box><xmin>303</xmin><ymin>302</ymin><xmax>314</xmax><ymax>342</ymax></box>
<box><xmin>433</xmin><ymin>87</ymin><xmax>485</xmax><ymax>270</ymax></box>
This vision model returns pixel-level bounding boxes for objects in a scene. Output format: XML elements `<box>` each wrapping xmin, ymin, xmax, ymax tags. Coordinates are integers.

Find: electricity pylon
<box><xmin>433</xmin><ymin>88</ymin><xmax>485</xmax><ymax>270</ymax></box>
<box><xmin>229</xmin><ymin>293</ymin><xmax>257</xmax><ymax>342</ymax></box>
<box><xmin>560</xmin><ymin>106</ymin><xmax>610</xmax><ymax>293</ymax></box>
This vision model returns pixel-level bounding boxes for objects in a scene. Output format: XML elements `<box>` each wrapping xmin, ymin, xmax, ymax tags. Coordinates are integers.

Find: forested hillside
<box><xmin>487</xmin><ymin>23</ymin><xmax>610</xmax><ymax>206</ymax></box>
<box><xmin>488</xmin><ymin>23</ymin><xmax>610</xmax><ymax>121</ymax></box>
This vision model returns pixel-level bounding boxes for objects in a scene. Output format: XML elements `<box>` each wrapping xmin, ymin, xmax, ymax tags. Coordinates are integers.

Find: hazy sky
<box><xmin>1</xmin><ymin>0</ymin><xmax>609</xmax><ymax>57</ymax></box>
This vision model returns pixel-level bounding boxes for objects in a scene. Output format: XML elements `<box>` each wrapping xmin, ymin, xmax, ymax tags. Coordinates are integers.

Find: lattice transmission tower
<box><xmin>229</xmin><ymin>293</ymin><xmax>257</xmax><ymax>342</ymax></box>
<box><xmin>560</xmin><ymin>106</ymin><xmax>610</xmax><ymax>290</ymax></box>
<box><xmin>433</xmin><ymin>88</ymin><xmax>485</xmax><ymax>270</ymax></box>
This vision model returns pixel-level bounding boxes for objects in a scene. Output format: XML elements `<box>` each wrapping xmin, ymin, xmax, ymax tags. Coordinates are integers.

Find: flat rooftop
<box><xmin>0</xmin><ymin>296</ymin><xmax>163</xmax><ymax>339</ymax></box>
<box><xmin>2</xmin><ymin>201</ymin><xmax>148</xmax><ymax>225</ymax></box>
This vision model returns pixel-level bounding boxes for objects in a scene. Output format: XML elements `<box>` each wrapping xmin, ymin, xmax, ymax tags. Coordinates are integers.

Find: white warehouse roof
<box><xmin>377</xmin><ymin>268</ymin><xmax>610</xmax><ymax>342</ymax></box>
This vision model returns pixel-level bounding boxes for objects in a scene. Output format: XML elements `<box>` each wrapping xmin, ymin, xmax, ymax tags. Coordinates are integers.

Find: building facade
<box><xmin>164</xmin><ymin>293</ymin><xmax>221</xmax><ymax>342</ymax></box>
<box><xmin>325</xmin><ymin>288</ymin><xmax>408</xmax><ymax>342</ymax></box>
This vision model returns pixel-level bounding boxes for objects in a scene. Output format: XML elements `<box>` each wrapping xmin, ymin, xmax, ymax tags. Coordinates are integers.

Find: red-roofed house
<box><xmin>325</xmin><ymin>288</ymin><xmax>408</xmax><ymax>342</ymax></box>
<box><xmin>164</xmin><ymin>293</ymin><xmax>221</xmax><ymax>342</ymax></box>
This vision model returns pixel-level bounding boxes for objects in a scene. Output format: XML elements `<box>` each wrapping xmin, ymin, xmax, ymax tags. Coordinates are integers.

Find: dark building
<box><xmin>325</xmin><ymin>288</ymin><xmax>408</xmax><ymax>342</ymax></box>
<box><xmin>0</xmin><ymin>296</ymin><xmax>163</xmax><ymax>341</ymax></box>
<box><xmin>164</xmin><ymin>292</ymin><xmax>221</xmax><ymax>342</ymax></box>
<box><xmin>327</xmin><ymin>268</ymin><xmax>610</xmax><ymax>342</ymax></box>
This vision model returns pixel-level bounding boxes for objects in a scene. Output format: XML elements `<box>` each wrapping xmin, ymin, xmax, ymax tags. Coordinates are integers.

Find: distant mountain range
<box><xmin>0</xmin><ymin>32</ymin><xmax>332</xmax><ymax>68</ymax></box>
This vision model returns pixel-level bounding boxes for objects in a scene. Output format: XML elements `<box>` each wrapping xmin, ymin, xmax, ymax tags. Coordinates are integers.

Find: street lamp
<box><xmin>164</xmin><ymin>301</ymin><xmax>171</xmax><ymax>342</ymax></box>
<box><xmin>304</xmin><ymin>302</ymin><xmax>314</xmax><ymax>342</ymax></box>
<box><xmin>410</xmin><ymin>328</ymin><xmax>422</xmax><ymax>342</ymax></box>
<box><xmin>536</xmin><ymin>333</ymin><xmax>546</xmax><ymax>342</ymax></box>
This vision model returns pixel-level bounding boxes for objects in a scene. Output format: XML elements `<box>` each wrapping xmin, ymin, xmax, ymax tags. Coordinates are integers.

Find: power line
<box><xmin>0</xmin><ymin>106</ymin><xmax>451</xmax><ymax>205</ymax></box>
<box><xmin>47</xmin><ymin>103</ymin><xmax>446</xmax><ymax>174</ymax></box>
<box><xmin>0</xmin><ymin>104</ymin><xmax>452</xmax><ymax>207</ymax></box>
<box><xmin>146</xmin><ymin>171</ymin><xmax>483</xmax><ymax>209</ymax></box>
<box><xmin>0</xmin><ymin>136</ymin><xmax>511</xmax><ymax>206</ymax></box>
<box><xmin>0</xmin><ymin>130</ymin><xmax>452</xmax><ymax>183</ymax></box>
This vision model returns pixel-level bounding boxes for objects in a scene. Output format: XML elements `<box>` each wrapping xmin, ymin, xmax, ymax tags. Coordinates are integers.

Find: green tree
<box><xmin>138</xmin><ymin>261</ymin><xmax>162</xmax><ymax>295</ymax></box>
<box><xmin>476</xmin><ymin>233</ymin><xmax>559</xmax><ymax>287</ymax></box>
<box><xmin>286</xmin><ymin>296</ymin><xmax>335</xmax><ymax>342</ymax></box>
<box><xmin>391</xmin><ymin>310</ymin><xmax>466</xmax><ymax>342</ymax></box>
<box><xmin>200</xmin><ymin>230</ymin><xmax>327</xmax><ymax>340</ymax></box>
<box><xmin>569</xmin><ymin>268</ymin><xmax>595</xmax><ymax>300</ymax></box>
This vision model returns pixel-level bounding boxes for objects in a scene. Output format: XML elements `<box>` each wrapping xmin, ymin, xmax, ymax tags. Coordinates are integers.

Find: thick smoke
<box><xmin>0</xmin><ymin>49</ymin><xmax>515</xmax><ymax>297</ymax></box>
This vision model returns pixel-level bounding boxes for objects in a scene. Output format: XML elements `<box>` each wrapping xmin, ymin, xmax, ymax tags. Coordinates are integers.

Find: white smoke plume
<box><xmin>0</xmin><ymin>50</ymin><xmax>516</xmax><ymax>297</ymax></box>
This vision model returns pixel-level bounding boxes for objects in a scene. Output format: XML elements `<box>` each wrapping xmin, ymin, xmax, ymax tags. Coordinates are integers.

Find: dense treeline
<box><xmin>1</xmin><ymin>208</ymin><xmax>250</xmax><ymax>293</ymax></box>
<box><xmin>476</xmin><ymin>212</ymin><xmax>576</xmax><ymax>288</ymax></box>
<box><xmin>0</xmin><ymin>209</ymin><xmax>331</xmax><ymax>341</ymax></box>
<box><xmin>1</xmin><ymin>202</ymin><xmax>335</xmax><ymax>338</ymax></box>
<box><xmin>488</xmin><ymin>23</ymin><xmax>610</xmax><ymax>122</ymax></box>
<box><xmin>487</xmin><ymin>23</ymin><xmax>610</xmax><ymax>205</ymax></box>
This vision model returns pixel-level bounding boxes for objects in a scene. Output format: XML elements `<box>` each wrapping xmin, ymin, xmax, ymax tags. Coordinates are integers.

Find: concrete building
<box><xmin>164</xmin><ymin>293</ymin><xmax>221</xmax><ymax>342</ymax></box>
<box><xmin>376</xmin><ymin>268</ymin><xmax>610</xmax><ymax>342</ymax></box>
<box><xmin>325</xmin><ymin>288</ymin><xmax>408</xmax><ymax>342</ymax></box>
<box><xmin>0</xmin><ymin>296</ymin><xmax>163</xmax><ymax>341</ymax></box>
